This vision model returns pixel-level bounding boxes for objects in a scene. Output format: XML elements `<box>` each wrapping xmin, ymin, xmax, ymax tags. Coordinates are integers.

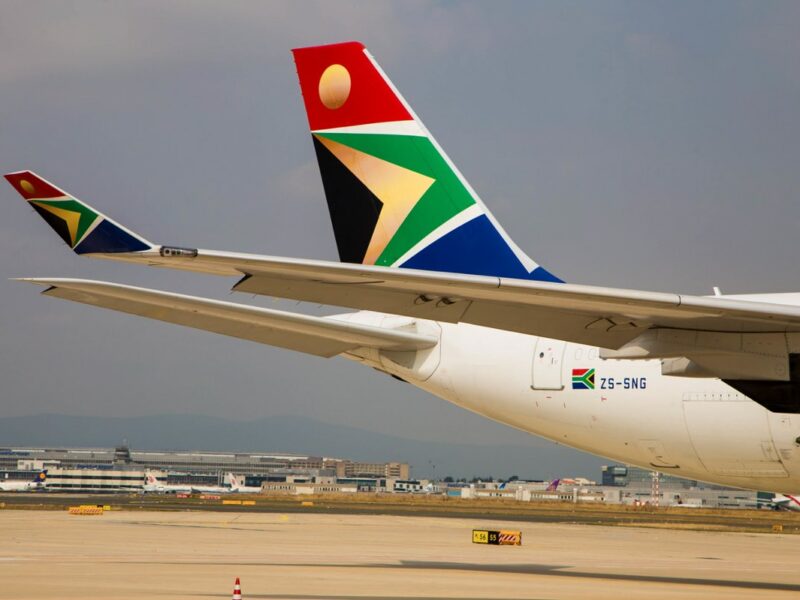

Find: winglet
<box><xmin>5</xmin><ymin>171</ymin><xmax>153</xmax><ymax>254</ymax></box>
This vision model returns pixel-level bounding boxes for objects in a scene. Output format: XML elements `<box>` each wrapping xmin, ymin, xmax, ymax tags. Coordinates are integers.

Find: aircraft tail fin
<box><xmin>33</xmin><ymin>470</ymin><xmax>47</xmax><ymax>484</ymax></box>
<box><xmin>4</xmin><ymin>171</ymin><xmax>153</xmax><ymax>255</ymax></box>
<box><xmin>545</xmin><ymin>478</ymin><xmax>560</xmax><ymax>492</ymax></box>
<box><xmin>291</xmin><ymin>42</ymin><xmax>561</xmax><ymax>282</ymax></box>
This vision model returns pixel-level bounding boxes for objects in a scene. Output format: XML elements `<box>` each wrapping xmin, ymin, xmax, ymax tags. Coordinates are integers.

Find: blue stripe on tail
<box><xmin>399</xmin><ymin>215</ymin><xmax>562</xmax><ymax>282</ymax></box>
<box><xmin>74</xmin><ymin>220</ymin><xmax>150</xmax><ymax>254</ymax></box>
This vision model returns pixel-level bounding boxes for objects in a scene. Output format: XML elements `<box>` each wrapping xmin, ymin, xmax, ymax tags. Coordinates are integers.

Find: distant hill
<box><xmin>0</xmin><ymin>413</ymin><xmax>604</xmax><ymax>480</ymax></box>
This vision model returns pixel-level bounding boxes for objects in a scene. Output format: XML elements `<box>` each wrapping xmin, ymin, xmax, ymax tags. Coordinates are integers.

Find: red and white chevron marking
<box><xmin>498</xmin><ymin>531</ymin><xmax>521</xmax><ymax>545</ymax></box>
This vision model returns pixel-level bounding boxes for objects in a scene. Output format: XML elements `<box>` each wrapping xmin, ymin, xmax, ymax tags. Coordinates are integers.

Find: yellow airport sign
<box><xmin>472</xmin><ymin>529</ymin><xmax>521</xmax><ymax>545</ymax></box>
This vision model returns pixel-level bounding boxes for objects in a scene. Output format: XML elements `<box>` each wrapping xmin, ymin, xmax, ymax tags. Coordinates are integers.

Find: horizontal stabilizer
<box><xmin>19</xmin><ymin>278</ymin><xmax>437</xmax><ymax>357</ymax></box>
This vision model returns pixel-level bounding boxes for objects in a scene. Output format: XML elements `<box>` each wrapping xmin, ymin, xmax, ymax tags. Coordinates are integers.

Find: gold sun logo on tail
<box><xmin>20</xmin><ymin>179</ymin><xmax>35</xmax><ymax>195</ymax></box>
<box><xmin>319</xmin><ymin>64</ymin><xmax>351</xmax><ymax>109</ymax></box>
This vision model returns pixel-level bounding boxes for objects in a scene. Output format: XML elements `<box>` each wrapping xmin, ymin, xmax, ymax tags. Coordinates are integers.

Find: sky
<box><xmin>1</xmin><ymin>2</ymin><xmax>799</xmax><ymax>472</ymax></box>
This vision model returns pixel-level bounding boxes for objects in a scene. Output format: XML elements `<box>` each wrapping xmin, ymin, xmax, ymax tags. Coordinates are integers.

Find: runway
<box><xmin>1</xmin><ymin>510</ymin><xmax>798</xmax><ymax>599</ymax></box>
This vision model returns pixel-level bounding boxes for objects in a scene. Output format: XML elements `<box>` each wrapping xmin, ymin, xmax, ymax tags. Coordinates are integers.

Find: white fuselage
<box><xmin>190</xmin><ymin>485</ymin><xmax>230</xmax><ymax>494</ymax></box>
<box><xmin>345</xmin><ymin>314</ymin><xmax>800</xmax><ymax>493</ymax></box>
<box><xmin>229</xmin><ymin>486</ymin><xmax>262</xmax><ymax>494</ymax></box>
<box><xmin>0</xmin><ymin>481</ymin><xmax>42</xmax><ymax>492</ymax></box>
<box><xmin>143</xmin><ymin>483</ymin><xmax>192</xmax><ymax>493</ymax></box>
<box><xmin>143</xmin><ymin>474</ymin><xmax>191</xmax><ymax>494</ymax></box>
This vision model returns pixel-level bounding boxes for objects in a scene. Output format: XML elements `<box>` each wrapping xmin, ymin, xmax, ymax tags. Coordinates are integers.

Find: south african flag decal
<box><xmin>572</xmin><ymin>368</ymin><xmax>595</xmax><ymax>390</ymax></box>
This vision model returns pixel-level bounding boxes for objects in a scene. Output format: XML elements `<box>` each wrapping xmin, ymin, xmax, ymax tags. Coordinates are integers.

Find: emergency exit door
<box><xmin>531</xmin><ymin>338</ymin><xmax>567</xmax><ymax>390</ymax></box>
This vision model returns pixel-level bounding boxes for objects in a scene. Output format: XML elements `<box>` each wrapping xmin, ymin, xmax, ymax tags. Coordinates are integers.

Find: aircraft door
<box><xmin>531</xmin><ymin>338</ymin><xmax>566</xmax><ymax>390</ymax></box>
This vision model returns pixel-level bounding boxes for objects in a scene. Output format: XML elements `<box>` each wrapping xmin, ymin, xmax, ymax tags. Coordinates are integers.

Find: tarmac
<box><xmin>1</xmin><ymin>510</ymin><xmax>799</xmax><ymax>599</ymax></box>
<box><xmin>4</xmin><ymin>492</ymin><xmax>800</xmax><ymax>534</ymax></box>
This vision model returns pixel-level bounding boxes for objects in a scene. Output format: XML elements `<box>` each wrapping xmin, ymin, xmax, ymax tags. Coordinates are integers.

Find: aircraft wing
<box><xmin>8</xmin><ymin>170</ymin><xmax>800</xmax><ymax>351</ymax></box>
<box><xmin>76</xmin><ymin>248</ymin><xmax>800</xmax><ymax>350</ymax></box>
<box><xmin>20</xmin><ymin>278</ymin><xmax>438</xmax><ymax>358</ymax></box>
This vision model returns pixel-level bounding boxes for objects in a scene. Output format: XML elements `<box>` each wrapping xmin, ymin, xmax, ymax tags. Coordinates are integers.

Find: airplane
<box><xmin>190</xmin><ymin>474</ymin><xmax>264</xmax><ymax>494</ymax></box>
<box><xmin>142</xmin><ymin>471</ymin><xmax>191</xmax><ymax>494</ymax></box>
<box><xmin>771</xmin><ymin>493</ymin><xmax>800</xmax><ymax>511</ymax></box>
<box><xmin>144</xmin><ymin>471</ymin><xmax>255</xmax><ymax>494</ymax></box>
<box><xmin>0</xmin><ymin>470</ymin><xmax>47</xmax><ymax>492</ymax></box>
<box><xmin>6</xmin><ymin>41</ymin><xmax>800</xmax><ymax>494</ymax></box>
<box><xmin>758</xmin><ymin>492</ymin><xmax>800</xmax><ymax>512</ymax></box>
<box><xmin>189</xmin><ymin>473</ymin><xmax>249</xmax><ymax>494</ymax></box>
<box><xmin>190</xmin><ymin>483</ymin><xmax>231</xmax><ymax>495</ymax></box>
<box><xmin>498</xmin><ymin>478</ymin><xmax>558</xmax><ymax>491</ymax></box>
<box><xmin>225</xmin><ymin>473</ymin><xmax>262</xmax><ymax>494</ymax></box>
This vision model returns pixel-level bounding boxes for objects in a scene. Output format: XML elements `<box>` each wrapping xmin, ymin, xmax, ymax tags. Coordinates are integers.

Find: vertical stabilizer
<box><xmin>292</xmin><ymin>42</ymin><xmax>561</xmax><ymax>282</ymax></box>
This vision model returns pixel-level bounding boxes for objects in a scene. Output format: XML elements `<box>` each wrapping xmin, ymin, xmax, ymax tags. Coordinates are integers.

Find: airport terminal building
<box><xmin>0</xmin><ymin>446</ymin><xmax>761</xmax><ymax>508</ymax></box>
<box><xmin>0</xmin><ymin>446</ymin><xmax>409</xmax><ymax>492</ymax></box>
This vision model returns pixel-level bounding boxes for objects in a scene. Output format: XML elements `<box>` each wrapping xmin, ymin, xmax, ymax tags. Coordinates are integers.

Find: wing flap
<box><xmin>21</xmin><ymin>278</ymin><xmax>438</xmax><ymax>358</ymax></box>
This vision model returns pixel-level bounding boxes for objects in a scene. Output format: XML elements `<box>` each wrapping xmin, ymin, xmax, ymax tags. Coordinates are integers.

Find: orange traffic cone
<box><xmin>232</xmin><ymin>577</ymin><xmax>242</xmax><ymax>600</ymax></box>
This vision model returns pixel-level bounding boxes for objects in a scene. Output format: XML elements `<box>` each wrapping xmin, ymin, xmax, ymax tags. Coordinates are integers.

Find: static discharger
<box><xmin>472</xmin><ymin>529</ymin><xmax>522</xmax><ymax>546</ymax></box>
<box><xmin>232</xmin><ymin>577</ymin><xmax>242</xmax><ymax>600</ymax></box>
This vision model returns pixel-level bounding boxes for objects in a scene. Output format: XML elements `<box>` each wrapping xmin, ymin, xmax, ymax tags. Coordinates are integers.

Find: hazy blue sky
<box><xmin>1</xmin><ymin>2</ymin><xmax>799</xmax><ymax>472</ymax></box>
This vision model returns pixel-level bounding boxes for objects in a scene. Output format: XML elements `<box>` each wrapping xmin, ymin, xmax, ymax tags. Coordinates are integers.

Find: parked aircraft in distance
<box><xmin>142</xmin><ymin>472</ymin><xmax>191</xmax><ymax>494</ymax></box>
<box><xmin>766</xmin><ymin>493</ymin><xmax>800</xmax><ymax>512</ymax></box>
<box><xmin>0</xmin><ymin>470</ymin><xmax>47</xmax><ymax>492</ymax></box>
<box><xmin>499</xmin><ymin>478</ymin><xmax>560</xmax><ymax>491</ymax></box>
<box><xmin>143</xmin><ymin>472</ymin><xmax>259</xmax><ymax>494</ymax></box>
<box><xmin>225</xmin><ymin>473</ymin><xmax>262</xmax><ymax>494</ymax></box>
<box><xmin>7</xmin><ymin>41</ymin><xmax>800</xmax><ymax>493</ymax></box>
<box><xmin>188</xmin><ymin>473</ymin><xmax>256</xmax><ymax>495</ymax></box>
<box><xmin>190</xmin><ymin>483</ymin><xmax>231</xmax><ymax>495</ymax></box>
<box><xmin>545</xmin><ymin>479</ymin><xmax>561</xmax><ymax>492</ymax></box>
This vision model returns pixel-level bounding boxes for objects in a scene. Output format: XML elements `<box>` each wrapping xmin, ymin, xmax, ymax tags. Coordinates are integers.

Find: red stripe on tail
<box><xmin>292</xmin><ymin>41</ymin><xmax>412</xmax><ymax>131</ymax></box>
<box><xmin>4</xmin><ymin>171</ymin><xmax>67</xmax><ymax>200</ymax></box>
